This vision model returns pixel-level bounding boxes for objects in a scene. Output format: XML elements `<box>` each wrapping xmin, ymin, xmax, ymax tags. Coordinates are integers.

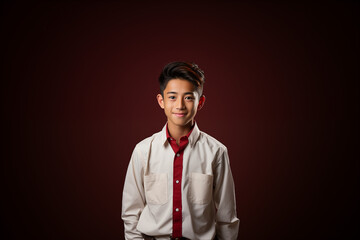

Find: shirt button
<box><xmin>175</xmin><ymin>208</ymin><xmax>179</xmax><ymax>212</ymax></box>
<box><xmin>176</xmin><ymin>153</ymin><xmax>180</xmax><ymax>157</ymax></box>
<box><xmin>176</xmin><ymin>180</ymin><xmax>179</xmax><ymax>184</ymax></box>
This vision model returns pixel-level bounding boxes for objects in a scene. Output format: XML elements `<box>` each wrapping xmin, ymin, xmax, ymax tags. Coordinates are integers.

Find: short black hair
<box><xmin>159</xmin><ymin>61</ymin><xmax>205</xmax><ymax>97</ymax></box>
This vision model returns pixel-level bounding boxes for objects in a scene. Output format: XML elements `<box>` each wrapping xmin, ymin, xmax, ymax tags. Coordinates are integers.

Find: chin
<box><xmin>176</xmin><ymin>120</ymin><xmax>192</xmax><ymax>127</ymax></box>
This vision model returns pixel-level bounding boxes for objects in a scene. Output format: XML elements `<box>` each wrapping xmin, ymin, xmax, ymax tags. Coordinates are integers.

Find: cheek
<box><xmin>164</xmin><ymin>104</ymin><xmax>172</xmax><ymax>112</ymax></box>
<box><xmin>187</xmin><ymin>103</ymin><xmax>196</xmax><ymax>112</ymax></box>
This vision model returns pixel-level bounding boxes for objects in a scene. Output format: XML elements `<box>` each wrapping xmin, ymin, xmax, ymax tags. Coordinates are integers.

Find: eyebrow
<box><xmin>166</xmin><ymin>91</ymin><xmax>194</xmax><ymax>95</ymax></box>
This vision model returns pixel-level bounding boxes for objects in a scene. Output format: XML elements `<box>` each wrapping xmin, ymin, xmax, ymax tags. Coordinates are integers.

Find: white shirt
<box><xmin>121</xmin><ymin>123</ymin><xmax>240</xmax><ymax>240</ymax></box>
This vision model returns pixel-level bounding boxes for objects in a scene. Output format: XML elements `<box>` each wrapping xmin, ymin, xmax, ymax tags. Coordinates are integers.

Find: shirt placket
<box><xmin>170</xmin><ymin>137</ymin><xmax>188</xmax><ymax>238</ymax></box>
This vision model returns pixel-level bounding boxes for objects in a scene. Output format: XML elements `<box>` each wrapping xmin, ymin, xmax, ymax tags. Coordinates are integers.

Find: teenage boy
<box><xmin>122</xmin><ymin>62</ymin><xmax>239</xmax><ymax>239</ymax></box>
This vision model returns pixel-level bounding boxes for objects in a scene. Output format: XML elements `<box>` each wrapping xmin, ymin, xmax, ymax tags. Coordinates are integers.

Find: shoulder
<box><xmin>133</xmin><ymin>129</ymin><xmax>163</xmax><ymax>153</ymax></box>
<box><xmin>198</xmin><ymin>130</ymin><xmax>228</xmax><ymax>153</ymax></box>
<box><xmin>198</xmin><ymin>130</ymin><xmax>231</xmax><ymax>167</ymax></box>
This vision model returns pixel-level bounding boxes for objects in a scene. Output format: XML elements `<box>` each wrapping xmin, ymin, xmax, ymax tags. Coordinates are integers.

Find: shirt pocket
<box><xmin>189</xmin><ymin>172</ymin><xmax>213</xmax><ymax>204</ymax></box>
<box><xmin>144</xmin><ymin>173</ymin><xmax>168</xmax><ymax>205</ymax></box>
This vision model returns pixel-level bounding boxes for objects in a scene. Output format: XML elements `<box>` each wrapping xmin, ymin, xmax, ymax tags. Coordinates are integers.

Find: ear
<box><xmin>197</xmin><ymin>95</ymin><xmax>206</xmax><ymax>111</ymax></box>
<box><xmin>157</xmin><ymin>94</ymin><xmax>165</xmax><ymax>109</ymax></box>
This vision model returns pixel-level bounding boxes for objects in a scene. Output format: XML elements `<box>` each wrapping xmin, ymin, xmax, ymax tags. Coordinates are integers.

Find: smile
<box><xmin>173</xmin><ymin>113</ymin><xmax>186</xmax><ymax>117</ymax></box>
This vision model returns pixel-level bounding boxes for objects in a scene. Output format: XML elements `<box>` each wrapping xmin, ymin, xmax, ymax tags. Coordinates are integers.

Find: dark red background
<box><xmin>1</xmin><ymin>1</ymin><xmax>359</xmax><ymax>239</ymax></box>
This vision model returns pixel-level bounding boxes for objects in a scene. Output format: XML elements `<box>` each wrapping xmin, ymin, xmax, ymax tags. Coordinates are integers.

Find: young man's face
<box><xmin>157</xmin><ymin>78</ymin><xmax>205</xmax><ymax>129</ymax></box>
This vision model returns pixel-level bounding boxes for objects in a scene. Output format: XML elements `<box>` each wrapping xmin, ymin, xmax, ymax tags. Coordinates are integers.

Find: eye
<box><xmin>185</xmin><ymin>96</ymin><xmax>194</xmax><ymax>100</ymax></box>
<box><xmin>169</xmin><ymin>96</ymin><xmax>176</xmax><ymax>100</ymax></box>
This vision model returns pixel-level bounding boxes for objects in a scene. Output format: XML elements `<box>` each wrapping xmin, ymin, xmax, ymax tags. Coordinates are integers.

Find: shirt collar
<box><xmin>160</xmin><ymin>122</ymin><xmax>201</xmax><ymax>147</ymax></box>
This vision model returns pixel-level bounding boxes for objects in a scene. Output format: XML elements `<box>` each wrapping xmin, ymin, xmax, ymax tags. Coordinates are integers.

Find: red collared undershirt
<box><xmin>166</xmin><ymin>124</ymin><xmax>194</xmax><ymax>238</ymax></box>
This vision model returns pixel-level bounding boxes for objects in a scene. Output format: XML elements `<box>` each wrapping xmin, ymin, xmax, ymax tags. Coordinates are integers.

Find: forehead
<box><xmin>165</xmin><ymin>78</ymin><xmax>196</xmax><ymax>93</ymax></box>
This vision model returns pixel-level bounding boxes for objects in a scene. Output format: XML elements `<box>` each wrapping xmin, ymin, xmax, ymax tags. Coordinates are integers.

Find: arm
<box><xmin>213</xmin><ymin>147</ymin><xmax>240</xmax><ymax>240</ymax></box>
<box><xmin>121</xmin><ymin>146</ymin><xmax>146</xmax><ymax>239</ymax></box>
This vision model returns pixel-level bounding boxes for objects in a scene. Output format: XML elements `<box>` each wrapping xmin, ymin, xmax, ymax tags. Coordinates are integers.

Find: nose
<box><xmin>176</xmin><ymin>97</ymin><xmax>185</xmax><ymax>109</ymax></box>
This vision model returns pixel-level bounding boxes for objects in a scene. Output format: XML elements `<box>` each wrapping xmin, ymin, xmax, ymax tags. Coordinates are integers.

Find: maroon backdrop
<box><xmin>2</xmin><ymin>1</ymin><xmax>359</xmax><ymax>239</ymax></box>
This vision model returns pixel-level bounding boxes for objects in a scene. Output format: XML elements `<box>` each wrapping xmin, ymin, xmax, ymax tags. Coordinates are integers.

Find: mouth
<box><xmin>173</xmin><ymin>113</ymin><xmax>186</xmax><ymax>117</ymax></box>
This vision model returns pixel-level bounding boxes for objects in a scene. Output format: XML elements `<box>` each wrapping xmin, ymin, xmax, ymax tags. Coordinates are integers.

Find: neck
<box><xmin>168</xmin><ymin>120</ymin><xmax>194</xmax><ymax>145</ymax></box>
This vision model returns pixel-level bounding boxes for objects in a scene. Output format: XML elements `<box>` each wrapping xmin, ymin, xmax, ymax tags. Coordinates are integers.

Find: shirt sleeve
<box><xmin>213</xmin><ymin>147</ymin><xmax>240</xmax><ymax>240</ymax></box>
<box><xmin>121</xmin><ymin>146</ymin><xmax>146</xmax><ymax>239</ymax></box>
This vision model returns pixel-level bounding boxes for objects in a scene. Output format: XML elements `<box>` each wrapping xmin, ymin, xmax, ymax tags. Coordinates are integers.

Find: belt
<box><xmin>142</xmin><ymin>234</ymin><xmax>189</xmax><ymax>240</ymax></box>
